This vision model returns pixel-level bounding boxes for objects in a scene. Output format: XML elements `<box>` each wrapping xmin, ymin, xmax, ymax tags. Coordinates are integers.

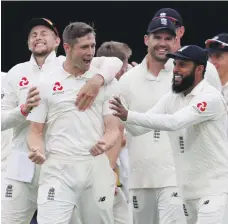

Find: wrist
<box><xmin>20</xmin><ymin>104</ymin><xmax>29</xmax><ymax>117</ymax></box>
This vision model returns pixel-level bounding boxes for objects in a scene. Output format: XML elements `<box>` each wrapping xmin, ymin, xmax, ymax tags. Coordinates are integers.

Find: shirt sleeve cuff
<box><xmin>126</xmin><ymin>110</ymin><xmax>136</xmax><ymax>124</ymax></box>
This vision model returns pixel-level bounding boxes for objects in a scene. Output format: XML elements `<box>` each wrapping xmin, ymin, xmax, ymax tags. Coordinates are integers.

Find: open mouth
<box><xmin>35</xmin><ymin>43</ymin><xmax>46</xmax><ymax>47</ymax></box>
<box><xmin>155</xmin><ymin>48</ymin><xmax>168</xmax><ymax>55</ymax></box>
<box><xmin>174</xmin><ymin>74</ymin><xmax>183</xmax><ymax>83</ymax></box>
<box><xmin>83</xmin><ymin>59</ymin><xmax>92</xmax><ymax>65</ymax></box>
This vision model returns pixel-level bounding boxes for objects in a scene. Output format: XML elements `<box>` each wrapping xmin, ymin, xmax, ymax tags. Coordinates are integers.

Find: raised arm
<box><xmin>110</xmin><ymin>92</ymin><xmax>170</xmax><ymax>136</ymax></box>
<box><xmin>75</xmin><ymin>57</ymin><xmax>123</xmax><ymax>111</ymax></box>
<box><xmin>126</xmin><ymin>93</ymin><xmax>223</xmax><ymax>131</ymax></box>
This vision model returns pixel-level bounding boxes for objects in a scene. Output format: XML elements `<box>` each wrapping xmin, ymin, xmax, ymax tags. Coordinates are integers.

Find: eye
<box><xmin>165</xmin><ymin>37</ymin><xmax>173</xmax><ymax>41</ymax></box>
<box><xmin>154</xmin><ymin>35</ymin><xmax>161</xmax><ymax>40</ymax></box>
<box><xmin>81</xmin><ymin>45</ymin><xmax>88</xmax><ymax>50</ymax></box>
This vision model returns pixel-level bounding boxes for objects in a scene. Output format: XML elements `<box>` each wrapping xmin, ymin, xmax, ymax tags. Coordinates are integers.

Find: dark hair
<box><xmin>96</xmin><ymin>41</ymin><xmax>132</xmax><ymax>62</ymax></box>
<box><xmin>194</xmin><ymin>62</ymin><xmax>207</xmax><ymax>78</ymax></box>
<box><xmin>62</xmin><ymin>22</ymin><xmax>95</xmax><ymax>46</ymax></box>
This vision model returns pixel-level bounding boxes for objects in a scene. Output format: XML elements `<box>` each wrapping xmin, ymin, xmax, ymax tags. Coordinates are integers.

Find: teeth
<box><xmin>174</xmin><ymin>75</ymin><xmax>183</xmax><ymax>81</ymax></box>
<box><xmin>157</xmin><ymin>49</ymin><xmax>167</xmax><ymax>52</ymax></box>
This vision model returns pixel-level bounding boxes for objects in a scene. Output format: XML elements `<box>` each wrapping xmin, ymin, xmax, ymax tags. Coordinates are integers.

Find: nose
<box><xmin>35</xmin><ymin>34</ymin><xmax>42</xmax><ymax>41</ymax></box>
<box><xmin>87</xmin><ymin>47</ymin><xmax>95</xmax><ymax>56</ymax></box>
<box><xmin>173</xmin><ymin>65</ymin><xmax>179</xmax><ymax>74</ymax></box>
<box><xmin>158</xmin><ymin>38</ymin><xmax>167</xmax><ymax>47</ymax></box>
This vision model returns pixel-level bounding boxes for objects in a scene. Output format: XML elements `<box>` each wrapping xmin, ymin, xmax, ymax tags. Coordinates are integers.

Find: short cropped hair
<box><xmin>62</xmin><ymin>22</ymin><xmax>95</xmax><ymax>46</ymax></box>
<box><xmin>96</xmin><ymin>41</ymin><xmax>132</xmax><ymax>62</ymax></box>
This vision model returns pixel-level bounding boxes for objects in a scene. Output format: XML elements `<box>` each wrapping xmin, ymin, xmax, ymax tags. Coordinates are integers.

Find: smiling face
<box><xmin>28</xmin><ymin>25</ymin><xmax>60</xmax><ymax>57</ymax></box>
<box><xmin>208</xmin><ymin>51</ymin><xmax>228</xmax><ymax>78</ymax></box>
<box><xmin>172</xmin><ymin>59</ymin><xmax>196</xmax><ymax>93</ymax></box>
<box><xmin>63</xmin><ymin>32</ymin><xmax>96</xmax><ymax>72</ymax></box>
<box><xmin>172</xmin><ymin>59</ymin><xmax>205</xmax><ymax>93</ymax></box>
<box><xmin>144</xmin><ymin>30</ymin><xmax>176</xmax><ymax>62</ymax></box>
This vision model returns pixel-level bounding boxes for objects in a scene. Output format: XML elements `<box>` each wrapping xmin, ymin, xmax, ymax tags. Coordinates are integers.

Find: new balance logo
<box><xmin>204</xmin><ymin>200</ymin><xmax>210</xmax><ymax>205</ymax></box>
<box><xmin>47</xmin><ymin>187</ymin><xmax>55</xmax><ymax>200</ymax></box>
<box><xmin>98</xmin><ymin>196</ymin><xmax>106</xmax><ymax>202</ymax></box>
<box><xmin>133</xmin><ymin>196</ymin><xmax>139</xmax><ymax>208</ymax></box>
<box><xmin>5</xmin><ymin>184</ymin><xmax>13</xmax><ymax>198</ymax></box>
<box><xmin>171</xmin><ymin>192</ymin><xmax>178</xmax><ymax>197</ymax></box>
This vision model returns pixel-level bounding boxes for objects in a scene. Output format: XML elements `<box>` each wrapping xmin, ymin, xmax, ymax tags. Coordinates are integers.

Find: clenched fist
<box><xmin>28</xmin><ymin>146</ymin><xmax>46</xmax><ymax>165</ymax></box>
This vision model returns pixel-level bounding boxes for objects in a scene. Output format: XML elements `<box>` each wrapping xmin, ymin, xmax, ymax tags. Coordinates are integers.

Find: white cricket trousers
<box><xmin>37</xmin><ymin>153</ymin><xmax>116</xmax><ymax>224</ymax></box>
<box><xmin>130</xmin><ymin>187</ymin><xmax>187</xmax><ymax>224</ymax></box>
<box><xmin>70</xmin><ymin>185</ymin><xmax>130</xmax><ymax>224</ymax></box>
<box><xmin>1</xmin><ymin>164</ymin><xmax>40</xmax><ymax>224</ymax></box>
<box><xmin>184</xmin><ymin>193</ymin><xmax>228</xmax><ymax>224</ymax></box>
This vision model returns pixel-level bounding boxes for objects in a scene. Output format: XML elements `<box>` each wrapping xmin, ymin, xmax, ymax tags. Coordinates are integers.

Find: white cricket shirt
<box><xmin>222</xmin><ymin>82</ymin><xmax>228</xmax><ymax>136</ymax></box>
<box><xmin>119</xmin><ymin>56</ymin><xmax>177</xmax><ymax>189</ymax></box>
<box><xmin>1</xmin><ymin>53</ymin><xmax>122</xmax><ymax>155</ymax></box>
<box><xmin>204</xmin><ymin>61</ymin><xmax>222</xmax><ymax>92</ymax></box>
<box><xmin>126</xmin><ymin>80</ymin><xmax>228</xmax><ymax>200</ymax></box>
<box><xmin>27</xmin><ymin>65</ymin><xmax>119</xmax><ymax>156</ymax></box>
<box><xmin>1</xmin><ymin>72</ymin><xmax>13</xmax><ymax>168</ymax></box>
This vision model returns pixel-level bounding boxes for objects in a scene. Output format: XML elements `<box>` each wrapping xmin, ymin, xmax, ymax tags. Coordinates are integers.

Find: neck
<box><xmin>174</xmin><ymin>39</ymin><xmax>182</xmax><ymax>51</ymax></box>
<box><xmin>219</xmin><ymin>71</ymin><xmax>228</xmax><ymax>86</ymax></box>
<box><xmin>146</xmin><ymin>54</ymin><xmax>167</xmax><ymax>77</ymax></box>
<box><xmin>183</xmin><ymin>86</ymin><xmax>194</xmax><ymax>96</ymax></box>
<box><xmin>34</xmin><ymin>54</ymin><xmax>50</xmax><ymax>68</ymax></box>
<box><xmin>63</xmin><ymin>59</ymin><xmax>84</xmax><ymax>77</ymax></box>
<box><xmin>183</xmin><ymin>78</ymin><xmax>202</xmax><ymax>96</ymax></box>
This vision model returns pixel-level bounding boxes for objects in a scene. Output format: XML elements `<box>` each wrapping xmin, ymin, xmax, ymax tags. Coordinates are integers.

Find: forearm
<box><xmin>125</xmin><ymin>123</ymin><xmax>153</xmax><ymax>136</ymax></box>
<box><xmin>93</xmin><ymin>57</ymin><xmax>123</xmax><ymax>84</ymax></box>
<box><xmin>127</xmin><ymin>111</ymin><xmax>180</xmax><ymax>131</ymax></box>
<box><xmin>27</xmin><ymin>127</ymin><xmax>45</xmax><ymax>152</ymax></box>
<box><xmin>105</xmin><ymin>132</ymin><xmax>123</xmax><ymax>169</ymax></box>
<box><xmin>1</xmin><ymin>106</ymin><xmax>27</xmax><ymax>131</ymax></box>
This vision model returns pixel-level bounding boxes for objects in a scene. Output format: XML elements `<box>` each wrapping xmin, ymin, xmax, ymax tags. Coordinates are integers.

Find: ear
<box><xmin>196</xmin><ymin>64</ymin><xmax>205</xmax><ymax>76</ymax></box>
<box><xmin>177</xmin><ymin>26</ymin><xmax>185</xmax><ymax>39</ymax></box>
<box><xmin>55</xmin><ymin>37</ymin><xmax>61</xmax><ymax>48</ymax></box>
<box><xmin>144</xmin><ymin>34</ymin><xmax>149</xmax><ymax>46</ymax></box>
<box><xmin>63</xmin><ymin>43</ymin><xmax>71</xmax><ymax>53</ymax></box>
<box><xmin>27</xmin><ymin>38</ymin><xmax>32</xmax><ymax>51</ymax></box>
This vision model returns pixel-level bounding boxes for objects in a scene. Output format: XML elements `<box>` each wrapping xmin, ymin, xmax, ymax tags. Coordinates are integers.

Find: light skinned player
<box><xmin>205</xmin><ymin>33</ymin><xmax>228</xmax><ymax>105</ymax></box>
<box><xmin>205</xmin><ymin>33</ymin><xmax>228</xmax><ymax>136</ymax></box>
<box><xmin>132</xmin><ymin>8</ymin><xmax>222</xmax><ymax>92</ymax></box>
<box><xmin>1</xmin><ymin>72</ymin><xmax>13</xmax><ymax>177</ymax></box>
<box><xmin>97</xmin><ymin>40</ymin><xmax>134</xmax><ymax>224</ymax></box>
<box><xmin>26</xmin><ymin>22</ymin><xmax>122</xmax><ymax>224</ymax></box>
<box><xmin>113</xmin><ymin>17</ymin><xmax>187</xmax><ymax>224</ymax></box>
<box><xmin>1</xmin><ymin>18</ymin><xmax>122</xmax><ymax>224</ymax></box>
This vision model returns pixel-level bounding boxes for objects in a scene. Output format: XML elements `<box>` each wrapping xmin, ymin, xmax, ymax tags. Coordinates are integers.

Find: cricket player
<box><xmin>1</xmin><ymin>72</ymin><xmax>13</xmax><ymax>172</ymax></box>
<box><xmin>1</xmin><ymin>18</ymin><xmax>122</xmax><ymax>224</ymax></box>
<box><xmin>205</xmin><ymin>33</ymin><xmax>228</xmax><ymax>104</ymax></box>
<box><xmin>26</xmin><ymin>21</ymin><xmax>121</xmax><ymax>224</ymax></box>
<box><xmin>96</xmin><ymin>40</ymin><xmax>133</xmax><ymax>224</ymax></box>
<box><xmin>110</xmin><ymin>45</ymin><xmax>228</xmax><ymax>224</ymax></box>
<box><xmin>147</xmin><ymin>8</ymin><xmax>222</xmax><ymax>92</ymax></box>
<box><xmin>205</xmin><ymin>33</ymin><xmax>228</xmax><ymax>136</ymax></box>
<box><xmin>110</xmin><ymin>17</ymin><xmax>187</xmax><ymax>224</ymax></box>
